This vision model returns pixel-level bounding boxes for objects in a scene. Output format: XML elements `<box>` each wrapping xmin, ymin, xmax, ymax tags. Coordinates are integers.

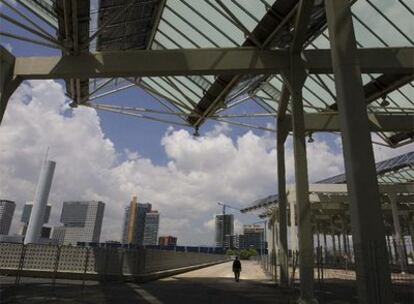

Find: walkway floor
<box><xmin>1</xmin><ymin>261</ymin><xmax>413</xmax><ymax>303</ymax></box>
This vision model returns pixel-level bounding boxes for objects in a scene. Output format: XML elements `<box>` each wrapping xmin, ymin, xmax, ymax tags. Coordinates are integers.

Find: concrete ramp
<box><xmin>0</xmin><ymin>243</ymin><xmax>228</xmax><ymax>281</ymax></box>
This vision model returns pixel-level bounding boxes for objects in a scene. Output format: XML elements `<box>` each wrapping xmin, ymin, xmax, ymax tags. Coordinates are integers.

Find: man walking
<box><xmin>232</xmin><ymin>256</ymin><xmax>242</xmax><ymax>282</ymax></box>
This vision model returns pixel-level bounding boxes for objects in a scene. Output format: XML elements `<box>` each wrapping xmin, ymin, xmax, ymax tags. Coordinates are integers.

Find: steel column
<box><xmin>389</xmin><ymin>192</ymin><xmax>408</xmax><ymax>273</ymax></box>
<box><xmin>325</xmin><ymin>1</ymin><xmax>393</xmax><ymax>303</ymax></box>
<box><xmin>290</xmin><ymin>199</ymin><xmax>298</xmax><ymax>252</ymax></box>
<box><xmin>277</xmin><ymin>116</ymin><xmax>289</xmax><ymax>287</ymax></box>
<box><xmin>284</xmin><ymin>60</ymin><xmax>316</xmax><ymax>302</ymax></box>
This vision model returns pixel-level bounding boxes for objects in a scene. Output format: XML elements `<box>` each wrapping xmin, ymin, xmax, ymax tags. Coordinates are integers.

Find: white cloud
<box><xmin>1</xmin><ymin>80</ymin><xmax>410</xmax><ymax>245</ymax></box>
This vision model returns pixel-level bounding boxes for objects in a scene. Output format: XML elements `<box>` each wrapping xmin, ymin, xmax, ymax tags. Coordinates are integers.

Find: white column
<box><xmin>25</xmin><ymin>159</ymin><xmax>56</xmax><ymax>244</ymax></box>
<box><xmin>290</xmin><ymin>199</ymin><xmax>298</xmax><ymax>252</ymax></box>
<box><xmin>389</xmin><ymin>192</ymin><xmax>408</xmax><ymax>273</ymax></box>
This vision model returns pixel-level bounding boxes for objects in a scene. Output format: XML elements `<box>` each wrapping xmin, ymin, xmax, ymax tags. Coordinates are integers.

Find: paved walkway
<box><xmin>1</xmin><ymin>261</ymin><xmax>413</xmax><ymax>303</ymax></box>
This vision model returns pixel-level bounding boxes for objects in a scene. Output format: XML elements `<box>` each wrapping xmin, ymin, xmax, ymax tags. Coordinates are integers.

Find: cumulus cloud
<box><xmin>1</xmin><ymin>80</ymin><xmax>410</xmax><ymax>245</ymax></box>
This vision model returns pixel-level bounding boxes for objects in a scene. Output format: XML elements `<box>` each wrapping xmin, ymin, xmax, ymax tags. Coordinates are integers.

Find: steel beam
<box><xmin>308</xmin><ymin>183</ymin><xmax>414</xmax><ymax>194</ymax></box>
<box><xmin>12</xmin><ymin>47</ymin><xmax>414</xmax><ymax>80</ymax></box>
<box><xmin>285</xmin><ymin>113</ymin><xmax>414</xmax><ymax>132</ymax></box>
<box><xmin>304</xmin><ymin>47</ymin><xmax>414</xmax><ymax>74</ymax></box>
<box><xmin>325</xmin><ymin>1</ymin><xmax>393</xmax><ymax>303</ymax></box>
<box><xmin>0</xmin><ymin>46</ymin><xmax>21</xmax><ymax>125</ymax></box>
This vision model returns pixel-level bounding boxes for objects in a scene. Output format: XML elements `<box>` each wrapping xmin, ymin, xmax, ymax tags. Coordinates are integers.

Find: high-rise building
<box><xmin>0</xmin><ymin>200</ymin><xmax>15</xmax><ymax>235</ymax></box>
<box><xmin>121</xmin><ymin>196</ymin><xmax>152</xmax><ymax>245</ymax></box>
<box><xmin>215</xmin><ymin>214</ymin><xmax>234</xmax><ymax>248</ymax></box>
<box><xmin>239</xmin><ymin>224</ymin><xmax>265</xmax><ymax>251</ymax></box>
<box><xmin>21</xmin><ymin>203</ymin><xmax>51</xmax><ymax>224</ymax></box>
<box><xmin>20</xmin><ymin>203</ymin><xmax>51</xmax><ymax>236</ymax></box>
<box><xmin>159</xmin><ymin>235</ymin><xmax>177</xmax><ymax>246</ymax></box>
<box><xmin>25</xmin><ymin>157</ymin><xmax>56</xmax><ymax>244</ymax></box>
<box><xmin>51</xmin><ymin>226</ymin><xmax>66</xmax><ymax>245</ymax></box>
<box><xmin>59</xmin><ymin>201</ymin><xmax>105</xmax><ymax>245</ymax></box>
<box><xmin>143</xmin><ymin>211</ymin><xmax>159</xmax><ymax>245</ymax></box>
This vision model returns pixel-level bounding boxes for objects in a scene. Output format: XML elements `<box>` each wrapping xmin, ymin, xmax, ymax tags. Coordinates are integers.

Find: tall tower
<box><xmin>0</xmin><ymin>200</ymin><xmax>15</xmax><ymax>235</ymax></box>
<box><xmin>215</xmin><ymin>214</ymin><xmax>234</xmax><ymax>248</ymax></box>
<box><xmin>24</xmin><ymin>155</ymin><xmax>56</xmax><ymax>244</ymax></box>
<box><xmin>127</xmin><ymin>196</ymin><xmax>138</xmax><ymax>243</ymax></box>
<box><xmin>143</xmin><ymin>211</ymin><xmax>159</xmax><ymax>245</ymax></box>
<box><xmin>122</xmin><ymin>195</ymin><xmax>152</xmax><ymax>245</ymax></box>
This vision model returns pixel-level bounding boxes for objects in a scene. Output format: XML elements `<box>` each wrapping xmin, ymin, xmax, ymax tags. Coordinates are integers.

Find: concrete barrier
<box><xmin>0</xmin><ymin>243</ymin><xmax>229</xmax><ymax>281</ymax></box>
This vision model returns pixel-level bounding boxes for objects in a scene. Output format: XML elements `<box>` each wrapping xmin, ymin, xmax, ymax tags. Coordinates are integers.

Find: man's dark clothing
<box><xmin>232</xmin><ymin>259</ymin><xmax>242</xmax><ymax>282</ymax></box>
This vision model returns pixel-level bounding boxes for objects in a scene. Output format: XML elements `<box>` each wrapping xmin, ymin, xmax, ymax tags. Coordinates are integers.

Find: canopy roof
<box><xmin>1</xmin><ymin>0</ymin><xmax>413</xmax><ymax>146</ymax></box>
<box><xmin>241</xmin><ymin>151</ymin><xmax>414</xmax><ymax>213</ymax></box>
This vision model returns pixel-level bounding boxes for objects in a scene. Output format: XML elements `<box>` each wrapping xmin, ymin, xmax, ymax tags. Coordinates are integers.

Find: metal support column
<box><xmin>408</xmin><ymin>219</ymin><xmax>414</xmax><ymax>255</ymax></box>
<box><xmin>277</xmin><ymin>110</ymin><xmax>289</xmax><ymax>287</ymax></box>
<box><xmin>389</xmin><ymin>192</ymin><xmax>408</xmax><ymax>273</ymax></box>
<box><xmin>342</xmin><ymin>216</ymin><xmax>348</xmax><ymax>255</ymax></box>
<box><xmin>323</xmin><ymin>231</ymin><xmax>328</xmax><ymax>254</ymax></box>
<box><xmin>290</xmin><ymin>199</ymin><xmax>298</xmax><ymax>252</ymax></box>
<box><xmin>325</xmin><ymin>1</ymin><xmax>392</xmax><ymax>302</ymax></box>
<box><xmin>283</xmin><ymin>57</ymin><xmax>316</xmax><ymax>302</ymax></box>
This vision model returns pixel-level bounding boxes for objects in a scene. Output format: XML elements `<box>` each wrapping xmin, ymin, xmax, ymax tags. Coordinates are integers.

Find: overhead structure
<box><xmin>0</xmin><ymin>0</ymin><xmax>413</xmax><ymax>146</ymax></box>
<box><xmin>241</xmin><ymin>151</ymin><xmax>414</xmax><ymax>289</ymax></box>
<box><xmin>1</xmin><ymin>1</ymin><xmax>413</xmax><ymax>303</ymax></box>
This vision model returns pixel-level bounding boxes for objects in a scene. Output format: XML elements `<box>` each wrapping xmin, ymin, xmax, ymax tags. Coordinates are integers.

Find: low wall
<box><xmin>0</xmin><ymin>243</ymin><xmax>228</xmax><ymax>281</ymax></box>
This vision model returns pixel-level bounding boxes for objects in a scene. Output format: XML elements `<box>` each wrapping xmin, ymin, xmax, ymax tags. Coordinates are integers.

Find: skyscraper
<box><xmin>215</xmin><ymin>214</ymin><xmax>234</xmax><ymax>248</ymax></box>
<box><xmin>121</xmin><ymin>196</ymin><xmax>152</xmax><ymax>245</ymax></box>
<box><xmin>143</xmin><ymin>211</ymin><xmax>159</xmax><ymax>245</ymax></box>
<box><xmin>59</xmin><ymin>201</ymin><xmax>105</xmax><ymax>245</ymax></box>
<box><xmin>0</xmin><ymin>200</ymin><xmax>15</xmax><ymax>235</ymax></box>
<box><xmin>25</xmin><ymin>157</ymin><xmax>56</xmax><ymax>244</ymax></box>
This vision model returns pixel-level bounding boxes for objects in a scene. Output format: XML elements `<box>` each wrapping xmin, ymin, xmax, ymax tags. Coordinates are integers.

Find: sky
<box><xmin>0</xmin><ymin>1</ymin><xmax>413</xmax><ymax>246</ymax></box>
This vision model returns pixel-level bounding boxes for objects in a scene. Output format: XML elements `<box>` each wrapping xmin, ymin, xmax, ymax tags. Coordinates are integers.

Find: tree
<box><xmin>226</xmin><ymin>249</ymin><xmax>236</xmax><ymax>256</ymax></box>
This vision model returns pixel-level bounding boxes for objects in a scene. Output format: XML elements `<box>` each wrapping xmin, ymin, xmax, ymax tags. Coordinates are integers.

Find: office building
<box><xmin>25</xmin><ymin>157</ymin><xmax>56</xmax><ymax>244</ymax></box>
<box><xmin>143</xmin><ymin>211</ymin><xmax>159</xmax><ymax>245</ymax></box>
<box><xmin>20</xmin><ymin>203</ymin><xmax>51</xmax><ymax>236</ymax></box>
<box><xmin>215</xmin><ymin>214</ymin><xmax>234</xmax><ymax>247</ymax></box>
<box><xmin>159</xmin><ymin>235</ymin><xmax>177</xmax><ymax>246</ymax></box>
<box><xmin>51</xmin><ymin>226</ymin><xmax>66</xmax><ymax>245</ymax></box>
<box><xmin>122</xmin><ymin>196</ymin><xmax>152</xmax><ymax>245</ymax></box>
<box><xmin>60</xmin><ymin>201</ymin><xmax>105</xmax><ymax>245</ymax></box>
<box><xmin>0</xmin><ymin>234</ymin><xmax>23</xmax><ymax>243</ymax></box>
<box><xmin>21</xmin><ymin>203</ymin><xmax>51</xmax><ymax>224</ymax></box>
<box><xmin>0</xmin><ymin>200</ymin><xmax>15</xmax><ymax>235</ymax></box>
<box><xmin>239</xmin><ymin>224</ymin><xmax>266</xmax><ymax>251</ymax></box>
<box><xmin>224</xmin><ymin>234</ymin><xmax>238</xmax><ymax>249</ymax></box>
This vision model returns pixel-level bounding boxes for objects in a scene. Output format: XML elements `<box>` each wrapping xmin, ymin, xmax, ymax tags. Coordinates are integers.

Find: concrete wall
<box><xmin>0</xmin><ymin>243</ymin><xmax>227</xmax><ymax>280</ymax></box>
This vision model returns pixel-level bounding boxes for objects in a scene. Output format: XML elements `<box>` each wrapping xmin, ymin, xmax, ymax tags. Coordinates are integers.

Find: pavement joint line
<box><xmin>126</xmin><ymin>283</ymin><xmax>164</xmax><ymax>304</ymax></box>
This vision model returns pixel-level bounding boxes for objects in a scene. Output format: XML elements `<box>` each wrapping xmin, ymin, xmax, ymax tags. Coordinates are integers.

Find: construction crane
<box><xmin>217</xmin><ymin>202</ymin><xmax>240</xmax><ymax>215</ymax></box>
<box><xmin>217</xmin><ymin>202</ymin><xmax>240</xmax><ymax>250</ymax></box>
